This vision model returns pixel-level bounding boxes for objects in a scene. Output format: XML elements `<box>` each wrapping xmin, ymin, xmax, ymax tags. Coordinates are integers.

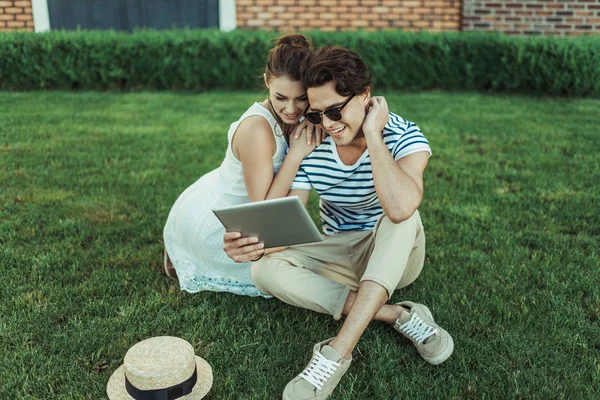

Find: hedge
<box><xmin>1</xmin><ymin>29</ymin><xmax>599</xmax><ymax>96</ymax></box>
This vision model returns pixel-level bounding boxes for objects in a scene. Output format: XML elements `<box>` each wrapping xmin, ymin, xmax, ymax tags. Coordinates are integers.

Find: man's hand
<box><xmin>362</xmin><ymin>96</ymin><xmax>390</xmax><ymax>138</ymax></box>
<box><xmin>223</xmin><ymin>231</ymin><xmax>265</xmax><ymax>263</ymax></box>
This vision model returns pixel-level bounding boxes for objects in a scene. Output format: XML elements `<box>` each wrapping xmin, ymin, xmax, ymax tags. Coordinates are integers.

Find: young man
<box><xmin>224</xmin><ymin>46</ymin><xmax>453</xmax><ymax>399</ymax></box>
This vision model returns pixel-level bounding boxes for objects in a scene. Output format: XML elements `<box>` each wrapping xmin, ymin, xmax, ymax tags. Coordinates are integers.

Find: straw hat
<box><xmin>107</xmin><ymin>336</ymin><xmax>213</xmax><ymax>399</ymax></box>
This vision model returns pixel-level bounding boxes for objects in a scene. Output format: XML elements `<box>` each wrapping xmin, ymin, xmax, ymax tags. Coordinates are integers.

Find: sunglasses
<box><xmin>304</xmin><ymin>94</ymin><xmax>355</xmax><ymax>125</ymax></box>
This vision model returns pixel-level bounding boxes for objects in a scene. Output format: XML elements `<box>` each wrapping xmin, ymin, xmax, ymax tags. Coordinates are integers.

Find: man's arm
<box><xmin>362</xmin><ymin>97</ymin><xmax>429</xmax><ymax>223</ymax></box>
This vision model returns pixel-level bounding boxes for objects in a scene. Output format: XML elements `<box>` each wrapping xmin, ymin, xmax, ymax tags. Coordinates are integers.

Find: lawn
<box><xmin>1</xmin><ymin>90</ymin><xmax>598</xmax><ymax>399</ymax></box>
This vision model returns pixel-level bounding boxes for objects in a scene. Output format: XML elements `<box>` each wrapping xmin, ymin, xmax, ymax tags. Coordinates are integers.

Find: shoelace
<box><xmin>397</xmin><ymin>312</ymin><xmax>438</xmax><ymax>345</ymax></box>
<box><xmin>299</xmin><ymin>351</ymin><xmax>340</xmax><ymax>390</ymax></box>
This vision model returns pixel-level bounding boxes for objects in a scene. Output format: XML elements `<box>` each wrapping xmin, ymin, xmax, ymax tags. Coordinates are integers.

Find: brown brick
<box><xmin>320</xmin><ymin>12</ymin><xmax>336</xmax><ymax>20</ymax></box>
<box><xmin>505</xmin><ymin>3</ymin><xmax>523</xmax><ymax>9</ymax></box>
<box><xmin>392</xmin><ymin>7</ymin><xmax>410</xmax><ymax>14</ymax></box>
<box><xmin>279</xmin><ymin>12</ymin><xmax>296</xmax><ymax>20</ymax></box>
<box><xmin>413</xmin><ymin>20</ymin><xmax>431</xmax><ymax>28</ymax></box>
<box><xmin>415</xmin><ymin>7</ymin><xmax>432</xmax><ymax>14</ymax></box>
<box><xmin>320</xmin><ymin>25</ymin><xmax>337</xmax><ymax>31</ymax></box>
<box><xmin>267</xmin><ymin>19</ymin><xmax>284</xmax><ymax>26</ymax></box>
<box><xmin>287</xmin><ymin>6</ymin><xmax>306</xmax><ymax>13</ymax></box>
<box><xmin>362</xmin><ymin>0</ymin><xmax>379</xmax><ymax>5</ymax></box>
<box><xmin>329</xmin><ymin>19</ymin><xmax>348</xmax><ymax>27</ymax></box>
<box><xmin>340</xmin><ymin>12</ymin><xmax>359</xmax><ymax>20</ymax></box>
<box><xmin>308</xmin><ymin>19</ymin><xmax>323</xmax><ymax>27</ymax></box>
<box><xmin>5</xmin><ymin>7</ymin><xmax>23</xmax><ymax>14</ymax></box>
<box><xmin>298</xmin><ymin>12</ymin><xmax>317</xmax><ymax>20</ymax></box>
<box><xmin>372</xmin><ymin>20</ymin><xmax>390</xmax><ymax>27</ymax></box>
<box><xmin>350</xmin><ymin>19</ymin><xmax>369</xmax><ymax>26</ymax></box>
<box><xmin>576</xmin><ymin>11</ymin><xmax>593</xmax><ymax>17</ymax></box>
<box><xmin>0</xmin><ymin>1</ymin><xmax>13</xmax><ymax>6</ymax></box>
<box><xmin>237</xmin><ymin>0</ymin><xmax>252</xmax><ymax>5</ymax></box>
<box><xmin>7</xmin><ymin>20</ymin><xmax>25</xmax><ymax>27</ymax></box>
<box><xmin>247</xmin><ymin>6</ymin><xmax>264</xmax><ymax>13</ymax></box>
<box><xmin>246</xmin><ymin>19</ymin><xmax>265</xmax><ymax>27</ymax></box>
<box><xmin>483</xmin><ymin>15</ymin><xmax>502</xmax><ymax>22</ymax></box>
<box><xmin>485</xmin><ymin>3</ymin><xmax>502</xmax><ymax>8</ymax></box>
<box><xmin>16</xmin><ymin>14</ymin><xmax>32</xmax><ymax>20</ymax></box>
<box><xmin>424</xmin><ymin>1</ymin><xmax>448</xmax><ymax>7</ymax></box>
<box><xmin>24</xmin><ymin>6</ymin><xmax>32</xmax><ymax>13</ymax></box>
<box><xmin>373</xmin><ymin>6</ymin><xmax>389</xmax><ymax>13</ymax></box>
<box><xmin>256</xmin><ymin>0</ymin><xmax>274</xmax><ymax>4</ymax></box>
<box><xmin>14</xmin><ymin>1</ymin><xmax>31</xmax><ymax>6</ymax></box>
<box><xmin>0</xmin><ymin>14</ymin><xmax>14</xmax><ymax>20</ymax></box>
<box><xmin>349</xmin><ymin>6</ymin><xmax>369</xmax><ymax>13</ymax></box>
<box><xmin>0</xmin><ymin>21</ymin><xmax>4</xmax><ymax>27</ymax></box>
<box><xmin>403</xmin><ymin>1</ymin><xmax>420</xmax><ymax>7</ymax></box>
<box><xmin>320</xmin><ymin>0</ymin><xmax>338</xmax><ymax>6</ymax></box>
<box><xmin>404</xmin><ymin>13</ymin><xmax>421</xmax><ymax>21</ymax></box>
<box><xmin>363</xmin><ymin>13</ymin><xmax>381</xmax><ymax>20</ymax></box>
<box><xmin>256</xmin><ymin>12</ymin><xmax>273</xmax><ymax>19</ymax></box>
<box><xmin>526</xmin><ymin>4</ymin><xmax>543</xmax><ymax>9</ymax></box>
<box><xmin>237</xmin><ymin>12</ymin><xmax>255</xmax><ymax>20</ymax></box>
<box><xmin>546</xmin><ymin>4</ymin><xmax>565</xmax><ymax>9</ymax></box>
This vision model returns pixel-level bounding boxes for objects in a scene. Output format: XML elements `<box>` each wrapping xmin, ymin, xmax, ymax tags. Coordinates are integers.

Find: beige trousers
<box><xmin>252</xmin><ymin>211</ymin><xmax>426</xmax><ymax>320</ymax></box>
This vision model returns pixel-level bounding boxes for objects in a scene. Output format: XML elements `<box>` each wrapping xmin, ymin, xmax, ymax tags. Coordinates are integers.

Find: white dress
<box><xmin>163</xmin><ymin>103</ymin><xmax>287</xmax><ymax>297</ymax></box>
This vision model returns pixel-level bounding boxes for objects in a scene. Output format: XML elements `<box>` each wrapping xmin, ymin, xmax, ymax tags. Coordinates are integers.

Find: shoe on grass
<box><xmin>283</xmin><ymin>338</ymin><xmax>351</xmax><ymax>400</ymax></box>
<box><xmin>394</xmin><ymin>301</ymin><xmax>454</xmax><ymax>365</ymax></box>
<box><xmin>163</xmin><ymin>246</ymin><xmax>178</xmax><ymax>280</ymax></box>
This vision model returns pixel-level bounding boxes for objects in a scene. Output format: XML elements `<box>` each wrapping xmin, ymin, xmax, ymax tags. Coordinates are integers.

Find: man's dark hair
<box><xmin>302</xmin><ymin>46</ymin><xmax>372</xmax><ymax>96</ymax></box>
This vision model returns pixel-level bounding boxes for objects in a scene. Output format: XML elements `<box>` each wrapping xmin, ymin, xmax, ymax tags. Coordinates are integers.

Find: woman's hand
<box><xmin>294</xmin><ymin>119</ymin><xmax>327</xmax><ymax>146</ymax></box>
<box><xmin>223</xmin><ymin>231</ymin><xmax>264</xmax><ymax>263</ymax></box>
<box><xmin>288</xmin><ymin>120</ymin><xmax>318</xmax><ymax>161</ymax></box>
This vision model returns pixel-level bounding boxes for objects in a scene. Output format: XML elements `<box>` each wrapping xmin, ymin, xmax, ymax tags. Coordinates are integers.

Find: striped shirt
<box><xmin>291</xmin><ymin>112</ymin><xmax>431</xmax><ymax>235</ymax></box>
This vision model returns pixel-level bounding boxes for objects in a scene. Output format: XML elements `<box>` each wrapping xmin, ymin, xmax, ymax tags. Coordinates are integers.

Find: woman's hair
<box><xmin>264</xmin><ymin>34</ymin><xmax>312</xmax><ymax>83</ymax></box>
<box><xmin>302</xmin><ymin>45</ymin><xmax>372</xmax><ymax>96</ymax></box>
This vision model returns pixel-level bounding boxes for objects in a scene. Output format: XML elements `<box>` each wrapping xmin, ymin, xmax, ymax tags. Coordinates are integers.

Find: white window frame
<box><xmin>31</xmin><ymin>0</ymin><xmax>51</xmax><ymax>32</ymax></box>
<box><xmin>30</xmin><ymin>0</ymin><xmax>235</xmax><ymax>33</ymax></box>
<box><xmin>219</xmin><ymin>0</ymin><xmax>236</xmax><ymax>31</ymax></box>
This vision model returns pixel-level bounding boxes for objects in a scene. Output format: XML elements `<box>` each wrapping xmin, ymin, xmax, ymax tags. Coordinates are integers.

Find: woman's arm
<box><xmin>232</xmin><ymin>116</ymin><xmax>279</xmax><ymax>202</ymax></box>
<box><xmin>265</xmin><ymin>121</ymin><xmax>317</xmax><ymax>200</ymax></box>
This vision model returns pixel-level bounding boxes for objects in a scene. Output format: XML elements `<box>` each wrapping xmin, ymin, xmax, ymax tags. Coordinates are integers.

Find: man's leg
<box><xmin>341</xmin><ymin>209</ymin><xmax>427</xmax><ymax>324</ymax></box>
<box><xmin>327</xmin><ymin>211</ymin><xmax>426</xmax><ymax>357</ymax></box>
<box><xmin>252</xmin><ymin>230</ymin><xmax>368</xmax><ymax>320</ymax></box>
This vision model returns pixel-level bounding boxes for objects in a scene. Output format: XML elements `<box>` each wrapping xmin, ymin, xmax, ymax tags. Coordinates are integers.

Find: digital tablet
<box><xmin>213</xmin><ymin>197</ymin><xmax>323</xmax><ymax>249</ymax></box>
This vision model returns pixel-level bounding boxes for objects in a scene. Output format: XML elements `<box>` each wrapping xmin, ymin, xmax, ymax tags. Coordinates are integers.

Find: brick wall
<box><xmin>0</xmin><ymin>0</ymin><xmax>33</xmax><ymax>31</ymax></box>
<box><xmin>462</xmin><ymin>0</ymin><xmax>600</xmax><ymax>36</ymax></box>
<box><xmin>237</xmin><ymin>0</ymin><xmax>461</xmax><ymax>32</ymax></box>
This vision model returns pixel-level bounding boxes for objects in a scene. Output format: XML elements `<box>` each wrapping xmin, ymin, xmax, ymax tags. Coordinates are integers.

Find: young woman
<box><xmin>163</xmin><ymin>34</ymin><xmax>321</xmax><ymax>297</ymax></box>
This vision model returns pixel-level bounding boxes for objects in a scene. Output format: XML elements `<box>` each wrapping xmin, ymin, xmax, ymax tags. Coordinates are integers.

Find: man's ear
<box><xmin>263</xmin><ymin>73</ymin><xmax>269</xmax><ymax>89</ymax></box>
<box><xmin>361</xmin><ymin>86</ymin><xmax>371</xmax><ymax>106</ymax></box>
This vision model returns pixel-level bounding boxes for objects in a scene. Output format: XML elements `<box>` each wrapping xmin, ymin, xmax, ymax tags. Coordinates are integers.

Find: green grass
<box><xmin>1</xmin><ymin>90</ymin><xmax>599</xmax><ymax>399</ymax></box>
